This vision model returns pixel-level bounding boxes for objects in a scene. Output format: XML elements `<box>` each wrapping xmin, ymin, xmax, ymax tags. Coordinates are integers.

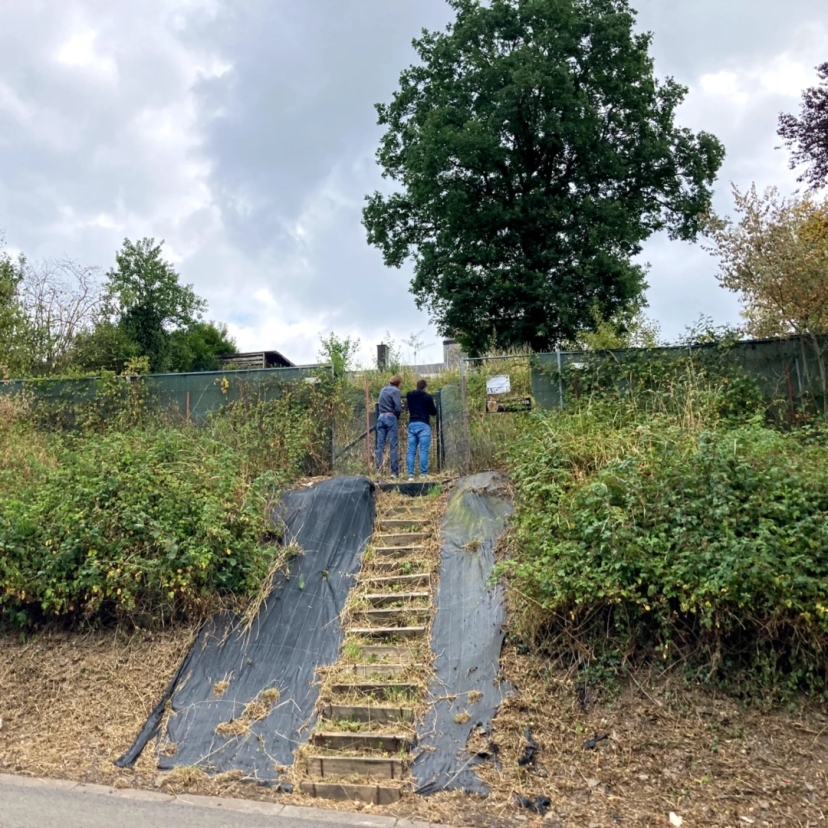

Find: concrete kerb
<box><xmin>0</xmin><ymin>774</ymin><xmax>457</xmax><ymax>828</ymax></box>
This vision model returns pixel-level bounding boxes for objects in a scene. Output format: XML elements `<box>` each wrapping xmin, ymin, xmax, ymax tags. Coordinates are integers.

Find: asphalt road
<box><xmin>0</xmin><ymin>777</ymin><xmax>424</xmax><ymax>828</ymax></box>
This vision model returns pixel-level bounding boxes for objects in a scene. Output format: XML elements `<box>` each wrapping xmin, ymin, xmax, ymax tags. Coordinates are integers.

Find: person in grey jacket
<box><xmin>376</xmin><ymin>374</ymin><xmax>402</xmax><ymax>478</ymax></box>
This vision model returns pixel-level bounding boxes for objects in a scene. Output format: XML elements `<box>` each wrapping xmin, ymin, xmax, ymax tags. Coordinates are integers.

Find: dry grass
<box><xmin>3</xmin><ymin>479</ymin><xmax>822</xmax><ymax>827</ymax></box>
<box><xmin>0</xmin><ymin>625</ymin><xmax>196</xmax><ymax>788</ymax></box>
<box><xmin>454</xmin><ymin>647</ymin><xmax>828</xmax><ymax>828</ymax></box>
<box><xmin>1</xmin><ymin>619</ymin><xmax>823</xmax><ymax>827</ymax></box>
<box><xmin>215</xmin><ymin>719</ymin><xmax>251</xmax><ymax>737</ymax></box>
<box><xmin>239</xmin><ymin>540</ymin><xmax>301</xmax><ymax>633</ymax></box>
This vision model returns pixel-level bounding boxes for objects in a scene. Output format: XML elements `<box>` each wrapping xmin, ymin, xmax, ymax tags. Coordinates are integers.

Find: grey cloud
<box><xmin>0</xmin><ymin>0</ymin><xmax>826</xmax><ymax>364</ymax></box>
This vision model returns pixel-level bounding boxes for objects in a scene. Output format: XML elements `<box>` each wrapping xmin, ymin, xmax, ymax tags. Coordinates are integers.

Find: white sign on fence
<box><xmin>486</xmin><ymin>375</ymin><xmax>511</xmax><ymax>395</ymax></box>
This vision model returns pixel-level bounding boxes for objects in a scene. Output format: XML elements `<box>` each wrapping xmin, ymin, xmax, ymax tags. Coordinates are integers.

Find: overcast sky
<box><xmin>0</xmin><ymin>1</ymin><xmax>825</xmax><ymax>366</ymax></box>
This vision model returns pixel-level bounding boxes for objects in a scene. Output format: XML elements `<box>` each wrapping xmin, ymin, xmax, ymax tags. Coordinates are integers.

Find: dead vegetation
<box><xmin>0</xmin><ymin>626</ymin><xmax>196</xmax><ymax>785</ymax></box>
<box><xmin>1</xmin><ymin>483</ymin><xmax>825</xmax><ymax>827</ymax></box>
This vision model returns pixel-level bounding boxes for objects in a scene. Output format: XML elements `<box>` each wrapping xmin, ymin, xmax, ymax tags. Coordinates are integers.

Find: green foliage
<box><xmin>69</xmin><ymin>321</ymin><xmax>141</xmax><ymax>374</ymax></box>
<box><xmin>0</xmin><ymin>251</ymin><xmax>29</xmax><ymax>378</ymax></box>
<box><xmin>318</xmin><ymin>332</ymin><xmax>360</xmax><ymax>377</ymax></box>
<box><xmin>505</xmin><ymin>404</ymin><xmax>828</xmax><ymax>696</ymax></box>
<box><xmin>105</xmin><ymin>238</ymin><xmax>206</xmax><ymax>372</ymax></box>
<box><xmin>0</xmin><ymin>427</ymin><xmax>273</xmax><ymax>625</ymax></box>
<box><xmin>570</xmin><ymin>305</ymin><xmax>662</xmax><ymax>351</ymax></box>
<box><xmin>168</xmin><ymin>321</ymin><xmax>237</xmax><ymax>373</ymax></box>
<box><xmin>363</xmin><ymin>0</ymin><xmax>725</xmax><ymax>355</ymax></box>
<box><xmin>0</xmin><ymin>375</ymin><xmax>336</xmax><ymax>627</ymax></box>
<box><xmin>536</xmin><ymin>336</ymin><xmax>764</xmax><ymax>425</ymax></box>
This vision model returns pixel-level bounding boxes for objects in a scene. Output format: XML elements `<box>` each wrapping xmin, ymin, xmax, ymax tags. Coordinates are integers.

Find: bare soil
<box><xmin>1</xmin><ymin>629</ymin><xmax>825</xmax><ymax>827</ymax></box>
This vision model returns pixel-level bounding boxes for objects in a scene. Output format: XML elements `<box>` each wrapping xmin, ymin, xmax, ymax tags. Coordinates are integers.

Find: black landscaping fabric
<box><xmin>115</xmin><ymin>476</ymin><xmax>374</xmax><ymax>787</ymax></box>
<box><xmin>412</xmin><ymin>472</ymin><xmax>514</xmax><ymax>795</ymax></box>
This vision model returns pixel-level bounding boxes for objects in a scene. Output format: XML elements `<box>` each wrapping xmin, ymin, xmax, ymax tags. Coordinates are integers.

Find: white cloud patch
<box><xmin>0</xmin><ymin>0</ymin><xmax>826</xmax><ymax>362</ymax></box>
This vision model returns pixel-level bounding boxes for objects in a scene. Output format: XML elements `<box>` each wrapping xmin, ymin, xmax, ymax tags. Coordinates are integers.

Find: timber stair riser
<box><xmin>377</xmin><ymin>519</ymin><xmax>424</xmax><ymax>531</ymax></box>
<box><xmin>359</xmin><ymin>573</ymin><xmax>431</xmax><ymax>589</ymax></box>
<box><xmin>307</xmin><ymin>756</ymin><xmax>405</xmax><ymax>780</ymax></box>
<box><xmin>375</xmin><ymin>533</ymin><xmax>427</xmax><ymax>547</ymax></box>
<box><xmin>365</xmin><ymin>592</ymin><xmax>430</xmax><ymax>607</ymax></box>
<box><xmin>322</xmin><ymin>704</ymin><xmax>414</xmax><ymax>724</ymax></box>
<box><xmin>312</xmin><ymin>732</ymin><xmax>411</xmax><ymax>752</ymax></box>
<box><xmin>305</xmin><ymin>494</ymin><xmax>439</xmax><ymax>806</ymax></box>
<box><xmin>341</xmin><ymin>663</ymin><xmax>410</xmax><ymax>679</ymax></box>
<box><xmin>373</xmin><ymin>545</ymin><xmax>426</xmax><ymax>559</ymax></box>
<box><xmin>366</xmin><ymin>560</ymin><xmax>429</xmax><ymax>574</ymax></box>
<box><xmin>329</xmin><ymin>682</ymin><xmax>419</xmax><ymax>701</ymax></box>
<box><xmin>299</xmin><ymin>782</ymin><xmax>400</xmax><ymax>805</ymax></box>
<box><xmin>357</xmin><ymin>645</ymin><xmax>415</xmax><ymax>662</ymax></box>
<box><xmin>349</xmin><ymin>626</ymin><xmax>426</xmax><ymax>639</ymax></box>
<box><xmin>352</xmin><ymin>609</ymin><xmax>430</xmax><ymax>626</ymax></box>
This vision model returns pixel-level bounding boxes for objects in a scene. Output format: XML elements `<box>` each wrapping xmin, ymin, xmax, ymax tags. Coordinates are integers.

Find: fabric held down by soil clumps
<box><xmin>412</xmin><ymin>471</ymin><xmax>514</xmax><ymax>795</ymax></box>
<box><xmin>116</xmin><ymin>476</ymin><xmax>375</xmax><ymax>787</ymax></box>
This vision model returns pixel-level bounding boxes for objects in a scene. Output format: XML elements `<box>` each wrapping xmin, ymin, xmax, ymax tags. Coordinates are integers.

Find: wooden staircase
<box><xmin>299</xmin><ymin>493</ymin><xmax>439</xmax><ymax>805</ymax></box>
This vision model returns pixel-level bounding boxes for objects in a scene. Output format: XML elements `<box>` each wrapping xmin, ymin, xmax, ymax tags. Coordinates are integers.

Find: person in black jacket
<box><xmin>406</xmin><ymin>379</ymin><xmax>437</xmax><ymax>480</ymax></box>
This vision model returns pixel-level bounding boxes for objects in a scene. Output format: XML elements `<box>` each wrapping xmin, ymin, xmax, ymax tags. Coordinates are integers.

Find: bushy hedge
<box><xmin>0</xmin><ymin>427</ymin><xmax>277</xmax><ymax>625</ymax></box>
<box><xmin>0</xmin><ymin>383</ymin><xmax>332</xmax><ymax>626</ymax></box>
<box><xmin>506</xmin><ymin>408</ymin><xmax>828</xmax><ymax>695</ymax></box>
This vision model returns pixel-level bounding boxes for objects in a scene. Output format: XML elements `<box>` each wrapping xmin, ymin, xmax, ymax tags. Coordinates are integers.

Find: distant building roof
<box><xmin>218</xmin><ymin>350</ymin><xmax>295</xmax><ymax>369</ymax></box>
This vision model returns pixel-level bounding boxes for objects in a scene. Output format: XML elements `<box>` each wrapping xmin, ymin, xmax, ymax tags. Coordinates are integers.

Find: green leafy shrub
<box><xmin>505</xmin><ymin>407</ymin><xmax>828</xmax><ymax>696</ymax></box>
<box><xmin>0</xmin><ymin>378</ymin><xmax>335</xmax><ymax>626</ymax></box>
<box><xmin>0</xmin><ymin>427</ymin><xmax>278</xmax><ymax>625</ymax></box>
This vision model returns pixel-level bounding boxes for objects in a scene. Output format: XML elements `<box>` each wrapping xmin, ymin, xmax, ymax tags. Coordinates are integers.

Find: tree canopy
<box><xmin>706</xmin><ymin>185</ymin><xmax>828</xmax><ymax>409</ymax></box>
<box><xmin>778</xmin><ymin>62</ymin><xmax>828</xmax><ymax>191</ymax></box>
<box><xmin>363</xmin><ymin>0</ymin><xmax>725</xmax><ymax>355</ymax></box>
<box><xmin>104</xmin><ymin>238</ymin><xmax>207</xmax><ymax>372</ymax></box>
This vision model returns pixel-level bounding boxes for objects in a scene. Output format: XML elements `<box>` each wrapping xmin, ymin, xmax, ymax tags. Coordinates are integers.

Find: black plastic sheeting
<box><xmin>412</xmin><ymin>472</ymin><xmax>514</xmax><ymax>795</ymax></box>
<box><xmin>115</xmin><ymin>476</ymin><xmax>375</xmax><ymax>788</ymax></box>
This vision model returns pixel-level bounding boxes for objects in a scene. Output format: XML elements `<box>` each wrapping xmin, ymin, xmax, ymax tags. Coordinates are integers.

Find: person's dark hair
<box><xmin>416</xmin><ymin>379</ymin><xmax>427</xmax><ymax>391</ymax></box>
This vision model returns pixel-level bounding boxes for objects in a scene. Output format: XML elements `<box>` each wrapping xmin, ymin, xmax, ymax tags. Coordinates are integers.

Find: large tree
<box><xmin>363</xmin><ymin>0</ymin><xmax>725</xmax><ymax>354</ymax></box>
<box><xmin>706</xmin><ymin>185</ymin><xmax>828</xmax><ymax>411</ymax></box>
<box><xmin>0</xmin><ymin>249</ymin><xmax>29</xmax><ymax>378</ymax></box>
<box><xmin>105</xmin><ymin>238</ymin><xmax>205</xmax><ymax>372</ymax></box>
<box><xmin>778</xmin><ymin>62</ymin><xmax>828</xmax><ymax>191</ymax></box>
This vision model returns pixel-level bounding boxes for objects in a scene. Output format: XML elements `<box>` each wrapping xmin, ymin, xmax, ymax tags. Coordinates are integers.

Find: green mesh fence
<box><xmin>437</xmin><ymin>382</ymin><xmax>464</xmax><ymax>471</ymax></box>
<box><xmin>531</xmin><ymin>336</ymin><xmax>823</xmax><ymax>411</ymax></box>
<box><xmin>0</xmin><ymin>366</ymin><xmax>330</xmax><ymax>422</ymax></box>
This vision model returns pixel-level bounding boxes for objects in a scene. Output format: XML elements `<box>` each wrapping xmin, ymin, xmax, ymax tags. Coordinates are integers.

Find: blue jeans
<box><xmin>407</xmin><ymin>422</ymin><xmax>432</xmax><ymax>476</ymax></box>
<box><xmin>375</xmin><ymin>414</ymin><xmax>399</xmax><ymax>476</ymax></box>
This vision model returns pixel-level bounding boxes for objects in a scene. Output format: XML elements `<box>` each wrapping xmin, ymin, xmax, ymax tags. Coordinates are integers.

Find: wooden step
<box><xmin>367</xmin><ymin>560</ymin><xmax>428</xmax><ymax>575</ymax></box>
<box><xmin>378</xmin><ymin>519</ymin><xmax>425</xmax><ymax>531</ymax></box>
<box><xmin>381</xmin><ymin>505</ymin><xmax>429</xmax><ymax>518</ymax></box>
<box><xmin>352</xmin><ymin>608</ymin><xmax>429</xmax><ymax>626</ymax></box>
<box><xmin>360</xmin><ymin>573</ymin><xmax>431</xmax><ymax>589</ymax></box>
<box><xmin>341</xmin><ymin>663</ymin><xmax>409</xmax><ymax>679</ymax></box>
<box><xmin>307</xmin><ymin>755</ymin><xmax>405</xmax><ymax>780</ymax></box>
<box><xmin>322</xmin><ymin>704</ymin><xmax>415</xmax><ymax>725</ymax></box>
<box><xmin>358</xmin><ymin>645</ymin><xmax>415</xmax><ymax>663</ymax></box>
<box><xmin>329</xmin><ymin>682</ymin><xmax>418</xmax><ymax>700</ymax></box>
<box><xmin>373</xmin><ymin>545</ymin><xmax>426</xmax><ymax>559</ymax></box>
<box><xmin>375</xmin><ymin>532</ymin><xmax>427</xmax><ymax>547</ymax></box>
<box><xmin>365</xmin><ymin>592</ymin><xmax>430</xmax><ymax>607</ymax></box>
<box><xmin>300</xmin><ymin>781</ymin><xmax>401</xmax><ymax>805</ymax></box>
<box><xmin>312</xmin><ymin>731</ymin><xmax>411</xmax><ymax>752</ymax></box>
<box><xmin>349</xmin><ymin>626</ymin><xmax>426</xmax><ymax>640</ymax></box>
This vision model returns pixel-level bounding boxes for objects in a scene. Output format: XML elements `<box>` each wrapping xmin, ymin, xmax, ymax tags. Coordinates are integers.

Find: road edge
<box><xmin>0</xmin><ymin>773</ymin><xmax>451</xmax><ymax>828</ymax></box>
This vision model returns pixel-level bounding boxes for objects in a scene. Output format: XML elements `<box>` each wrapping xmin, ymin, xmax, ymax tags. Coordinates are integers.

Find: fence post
<box><xmin>330</xmin><ymin>364</ymin><xmax>336</xmax><ymax>473</ymax></box>
<box><xmin>556</xmin><ymin>346</ymin><xmax>564</xmax><ymax>409</ymax></box>
<box><xmin>364</xmin><ymin>377</ymin><xmax>372</xmax><ymax>473</ymax></box>
<box><xmin>460</xmin><ymin>356</ymin><xmax>471</xmax><ymax>473</ymax></box>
